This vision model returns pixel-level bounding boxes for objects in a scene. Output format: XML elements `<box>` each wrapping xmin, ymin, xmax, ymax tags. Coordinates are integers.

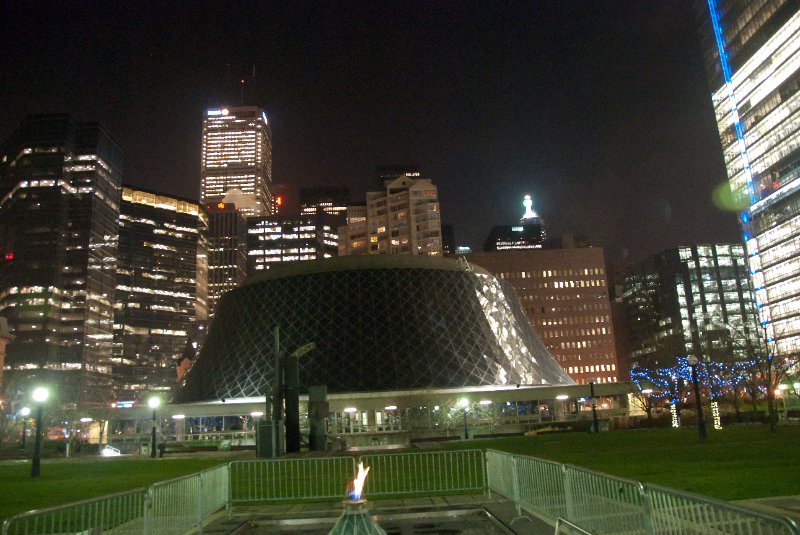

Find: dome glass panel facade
<box><xmin>175</xmin><ymin>256</ymin><xmax>573</xmax><ymax>402</ymax></box>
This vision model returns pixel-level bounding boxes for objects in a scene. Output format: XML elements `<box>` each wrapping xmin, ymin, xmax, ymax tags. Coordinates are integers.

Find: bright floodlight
<box><xmin>458</xmin><ymin>398</ymin><xmax>469</xmax><ymax>408</ymax></box>
<box><xmin>32</xmin><ymin>387</ymin><xmax>49</xmax><ymax>403</ymax></box>
<box><xmin>79</xmin><ymin>417</ymin><xmax>93</xmax><ymax>423</ymax></box>
<box><xmin>20</xmin><ymin>407</ymin><xmax>31</xmax><ymax>417</ymax></box>
<box><xmin>147</xmin><ymin>397</ymin><xmax>161</xmax><ymax>409</ymax></box>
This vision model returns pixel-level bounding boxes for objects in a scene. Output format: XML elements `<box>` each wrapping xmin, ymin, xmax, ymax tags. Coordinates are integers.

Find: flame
<box><xmin>347</xmin><ymin>462</ymin><xmax>370</xmax><ymax>500</ymax></box>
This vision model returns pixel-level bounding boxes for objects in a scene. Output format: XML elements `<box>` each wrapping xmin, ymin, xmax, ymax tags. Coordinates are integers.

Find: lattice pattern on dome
<box><xmin>175</xmin><ymin>263</ymin><xmax>573</xmax><ymax>402</ymax></box>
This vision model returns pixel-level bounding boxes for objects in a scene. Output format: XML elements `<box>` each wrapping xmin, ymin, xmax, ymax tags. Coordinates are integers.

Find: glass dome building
<box><xmin>175</xmin><ymin>255</ymin><xmax>573</xmax><ymax>402</ymax></box>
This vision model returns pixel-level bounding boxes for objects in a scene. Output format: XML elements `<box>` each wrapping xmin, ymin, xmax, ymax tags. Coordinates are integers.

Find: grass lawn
<box><xmin>1</xmin><ymin>425</ymin><xmax>798</xmax><ymax>524</ymax></box>
<box><xmin>440</xmin><ymin>424</ymin><xmax>800</xmax><ymax>501</ymax></box>
<box><xmin>0</xmin><ymin>456</ymin><xmax>228</xmax><ymax>525</ymax></box>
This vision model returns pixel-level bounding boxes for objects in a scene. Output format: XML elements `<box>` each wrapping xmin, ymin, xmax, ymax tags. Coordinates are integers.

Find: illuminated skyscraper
<box><xmin>622</xmin><ymin>244</ymin><xmax>759</xmax><ymax>368</ymax></box>
<box><xmin>697</xmin><ymin>1</ymin><xmax>800</xmax><ymax>354</ymax></box>
<box><xmin>205</xmin><ymin>202</ymin><xmax>248</xmax><ymax>315</ymax></box>
<box><xmin>467</xmin><ymin>246</ymin><xmax>619</xmax><ymax>385</ymax></box>
<box><xmin>0</xmin><ymin>114</ymin><xmax>122</xmax><ymax>405</ymax></box>
<box><xmin>115</xmin><ymin>187</ymin><xmax>208</xmax><ymax>397</ymax></box>
<box><xmin>339</xmin><ymin>174</ymin><xmax>442</xmax><ymax>256</ymax></box>
<box><xmin>201</xmin><ymin>106</ymin><xmax>272</xmax><ymax>217</ymax></box>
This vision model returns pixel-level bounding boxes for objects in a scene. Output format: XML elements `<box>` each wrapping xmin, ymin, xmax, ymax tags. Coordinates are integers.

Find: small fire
<box><xmin>347</xmin><ymin>462</ymin><xmax>370</xmax><ymax>501</ymax></box>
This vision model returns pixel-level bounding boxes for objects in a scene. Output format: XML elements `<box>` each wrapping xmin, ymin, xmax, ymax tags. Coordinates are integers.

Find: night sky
<box><xmin>0</xmin><ymin>1</ymin><xmax>741</xmax><ymax>263</ymax></box>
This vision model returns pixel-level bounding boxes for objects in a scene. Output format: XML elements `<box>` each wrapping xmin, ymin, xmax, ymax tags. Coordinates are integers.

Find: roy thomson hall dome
<box><xmin>175</xmin><ymin>255</ymin><xmax>573</xmax><ymax>402</ymax></box>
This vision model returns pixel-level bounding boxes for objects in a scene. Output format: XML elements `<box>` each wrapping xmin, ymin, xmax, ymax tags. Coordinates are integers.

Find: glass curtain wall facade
<box><xmin>114</xmin><ymin>187</ymin><xmax>208</xmax><ymax>397</ymax></box>
<box><xmin>623</xmin><ymin>244</ymin><xmax>760</xmax><ymax>366</ymax></box>
<box><xmin>697</xmin><ymin>0</ymin><xmax>800</xmax><ymax>354</ymax></box>
<box><xmin>0</xmin><ymin>114</ymin><xmax>122</xmax><ymax>405</ymax></box>
<box><xmin>200</xmin><ymin>106</ymin><xmax>272</xmax><ymax>217</ymax></box>
<box><xmin>175</xmin><ymin>255</ymin><xmax>573</xmax><ymax>403</ymax></box>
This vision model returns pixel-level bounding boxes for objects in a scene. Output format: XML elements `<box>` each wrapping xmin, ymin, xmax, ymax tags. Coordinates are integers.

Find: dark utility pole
<box><xmin>589</xmin><ymin>381</ymin><xmax>600</xmax><ymax>433</ymax></box>
<box><xmin>688</xmin><ymin>356</ymin><xmax>707</xmax><ymax>441</ymax></box>
<box><xmin>31</xmin><ymin>404</ymin><xmax>44</xmax><ymax>478</ymax></box>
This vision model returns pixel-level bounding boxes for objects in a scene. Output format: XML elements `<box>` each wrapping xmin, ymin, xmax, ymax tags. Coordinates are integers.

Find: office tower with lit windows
<box><xmin>205</xmin><ymin>202</ymin><xmax>248</xmax><ymax>315</ymax></box>
<box><xmin>201</xmin><ymin>106</ymin><xmax>273</xmax><ymax>217</ymax></box>
<box><xmin>0</xmin><ymin>114</ymin><xmax>122</xmax><ymax>405</ymax></box>
<box><xmin>697</xmin><ymin>1</ymin><xmax>800</xmax><ymax>354</ymax></box>
<box><xmin>484</xmin><ymin>195</ymin><xmax>547</xmax><ymax>252</ymax></box>
<box><xmin>622</xmin><ymin>244</ymin><xmax>760</xmax><ymax>368</ymax></box>
<box><xmin>114</xmin><ymin>187</ymin><xmax>208</xmax><ymax>396</ymax></box>
<box><xmin>338</xmin><ymin>173</ymin><xmax>442</xmax><ymax>256</ymax></box>
<box><xmin>466</xmin><ymin>246</ymin><xmax>619</xmax><ymax>385</ymax></box>
<box><xmin>247</xmin><ymin>214</ymin><xmax>339</xmax><ymax>273</ymax></box>
<box><xmin>299</xmin><ymin>186</ymin><xmax>350</xmax><ymax>219</ymax></box>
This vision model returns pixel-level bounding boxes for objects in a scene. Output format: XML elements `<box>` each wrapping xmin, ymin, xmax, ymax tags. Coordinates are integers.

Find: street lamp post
<box><xmin>459</xmin><ymin>398</ymin><xmax>469</xmax><ymax>439</ymax></box>
<box><xmin>31</xmin><ymin>387</ymin><xmax>49</xmax><ymax>479</ymax></box>
<box><xmin>19</xmin><ymin>407</ymin><xmax>30</xmax><ymax>449</ymax></box>
<box><xmin>687</xmin><ymin>356</ymin><xmax>707</xmax><ymax>441</ymax></box>
<box><xmin>589</xmin><ymin>380</ymin><xmax>600</xmax><ymax>433</ymax></box>
<box><xmin>148</xmin><ymin>397</ymin><xmax>161</xmax><ymax>458</ymax></box>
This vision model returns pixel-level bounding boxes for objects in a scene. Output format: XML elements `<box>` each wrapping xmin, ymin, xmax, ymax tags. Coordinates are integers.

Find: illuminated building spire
<box><xmin>521</xmin><ymin>194</ymin><xmax>538</xmax><ymax>220</ymax></box>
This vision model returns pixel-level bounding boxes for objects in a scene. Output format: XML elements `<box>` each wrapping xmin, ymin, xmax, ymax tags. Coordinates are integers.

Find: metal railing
<box><xmin>645</xmin><ymin>483</ymin><xmax>800</xmax><ymax>535</ymax></box>
<box><xmin>360</xmin><ymin>449</ymin><xmax>485</xmax><ymax>497</ymax></box>
<box><xmin>229</xmin><ymin>456</ymin><xmax>356</xmax><ymax>503</ymax></box>
<box><xmin>2</xmin><ymin>488</ymin><xmax>147</xmax><ymax>535</ymax></box>
<box><xmin>145</xmin><ymin>464</ymin><xmax>229</xmax><ymax>535</ymax></box>
<box><xmin>5</xmin><ymin>449</ymin><xmax>799</xmax><ymax>535</ymax></box>
<box><xmin>486</xmin><ymin>449</ymin><xmax>800</xmax><ymax>535</ymax></box>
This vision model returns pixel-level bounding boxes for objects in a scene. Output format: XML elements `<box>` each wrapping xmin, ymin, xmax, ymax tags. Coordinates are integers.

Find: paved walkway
<box><xmin>735</xmin><ymin>495</ymin><xmax>800</xmax><ymax>525</ymax></box>
<box><xmin>204</xmin><ymin>495</ymin><xmax>555</xmax><ymax>534</ymax></box>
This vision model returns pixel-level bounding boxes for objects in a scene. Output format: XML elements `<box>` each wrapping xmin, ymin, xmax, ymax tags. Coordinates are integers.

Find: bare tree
<box><xmin>729</xmin><ymin>322</ymin><xmax>799</xmax><ymax>431</ymax></box>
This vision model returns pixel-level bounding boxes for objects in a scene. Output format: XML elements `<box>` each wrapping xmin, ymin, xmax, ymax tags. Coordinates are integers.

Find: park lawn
<box><xmin>0</xmin><ymin>457</ymin><xmax>228</xmax><ymax>524</ymax></box>
<box><xmin>2</xmin><ymin>426</ymin><xmax>798</xmax><ymax>524</ymax></box>
<box><xmin>446</xmin><ymin>425</ymin><xmax>800</xmax><ymax>501</ymax></box>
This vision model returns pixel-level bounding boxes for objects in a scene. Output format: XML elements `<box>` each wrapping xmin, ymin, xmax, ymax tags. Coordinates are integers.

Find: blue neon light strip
<box><xmin>707</xmin><ymin>0</ymin><xmax>757</xmax><ymax>205</ymax></box>
<box><xmin>707</xmin><ymin>0</ymin><xmax>768</xmax><ymax>321</ymax></box>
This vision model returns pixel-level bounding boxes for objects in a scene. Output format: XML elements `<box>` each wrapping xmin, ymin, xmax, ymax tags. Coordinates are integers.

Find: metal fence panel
<box><xmin>486</xmin><ymin>449</ymin><xmax>516</xmax><ymax>500</ymax></box>
<box><xmin>229</xmin><ymin>457</ymin><xmax>356</xmax><ymax>503</ymax></box>
<box><xmin>512</xmin><ymin>453</ymin><xmax>568</xmax><ymax>521</ymax></box>
<box><xmin>198</xmin><ymin>465</ymin><xmax>230</xmax><ymax>523</ymax></box>
<box><xmin>146</xmin><ymin>474</ymin><xmax>202</xmax><ymax>535</ymax></box>
<box><xmin>645</xmin><ymin>484</ymin><xmax>800</xmax><ymax>535</ymax></box>
<box><xmin>1</xmin><ymin>488</ymin><xmax>147</xmax><ymax>535</ymax></box>
<box><xmin>564</xmin><ymin>465</ymin><xmax>647</xmax><ymax>534</ymax></box>
<box><xmin>360</xmin><ymin>450</ymin><xmax>485</xmax><ymax>497</ymax></box>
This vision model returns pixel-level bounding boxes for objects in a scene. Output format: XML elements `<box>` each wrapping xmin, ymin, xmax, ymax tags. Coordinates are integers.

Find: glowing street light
<box><xmin>31</xmin><ymin>387</ymin><xmax>49</xmax><ymax>478</ymax></box>
<box><xmin>147</xmin><ymin>396</ymin><xmax>161</xmax><ymax>458</ymax></box>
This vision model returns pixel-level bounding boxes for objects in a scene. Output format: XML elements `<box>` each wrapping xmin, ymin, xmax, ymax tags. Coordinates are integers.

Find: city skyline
<box><xmin>0</xmin><ymin>2</ymin><xmax>741</xmax><ymax>261</ymax></box>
